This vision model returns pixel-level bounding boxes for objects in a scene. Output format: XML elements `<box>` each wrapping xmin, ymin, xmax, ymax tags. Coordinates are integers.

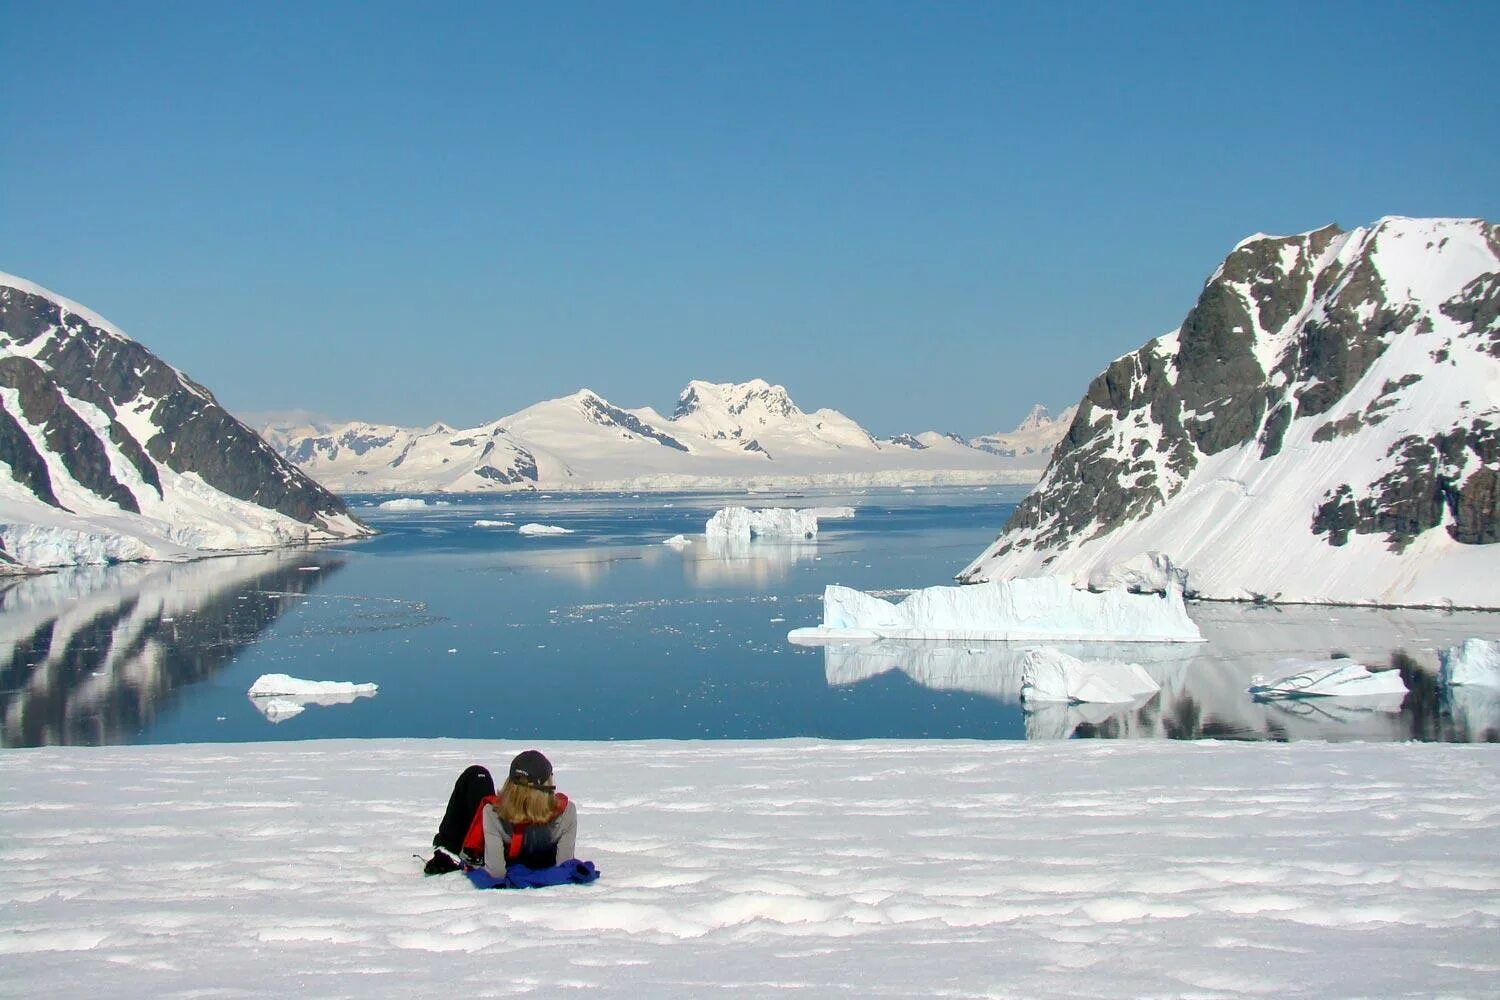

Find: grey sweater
<box><xmin>481</xmin><ymin>799</ymin><xmax>578</xmax><ymax>875</ymax></box>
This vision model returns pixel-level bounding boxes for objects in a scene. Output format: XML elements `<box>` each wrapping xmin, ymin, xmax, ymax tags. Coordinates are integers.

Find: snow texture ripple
<box><xmin>0</xmin><ymin>739</ymin><xmax>1496</xmax><ymax>998</ymax></box>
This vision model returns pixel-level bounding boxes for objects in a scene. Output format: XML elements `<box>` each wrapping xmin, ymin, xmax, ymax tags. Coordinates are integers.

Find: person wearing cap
<box><xmin>479</xmin><ymin>749</ymin><xmax>578</xmax><ymax>875</ymax></box>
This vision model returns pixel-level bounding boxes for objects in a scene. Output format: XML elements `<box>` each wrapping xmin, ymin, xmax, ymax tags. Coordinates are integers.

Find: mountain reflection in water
<box><xmin>0</xmin><ymin>553</ymin><xmax>345</xmax><ymax>747</ymax></box>
<box><xmin>801</xmin><ymin>602</ymin><xmax>1500</xmax><ymax>742</ymax></box>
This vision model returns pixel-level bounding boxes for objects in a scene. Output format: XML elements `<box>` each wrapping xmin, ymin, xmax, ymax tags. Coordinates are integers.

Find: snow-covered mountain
<box><xmin>960</xmin><ymin>217</ymin><xmax>1500</xmax><ymax>608</ymax></box>
<box><xmin>265</xmin><ymin>379</ymin><xmax>1052</xmax><ymax>492</ymax></box>
<box><xmin>969</xmin><ymin>403</ymin><xmax>1079</xmax><ymax>457</ymax></box>
<box><xmin>0</xmin><ymin>273</ymin><xmax>371</xmax><ymax>573</ymax></box>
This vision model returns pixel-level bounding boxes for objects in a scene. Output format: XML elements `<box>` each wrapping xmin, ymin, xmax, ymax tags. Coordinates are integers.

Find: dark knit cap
<box><xmin>508</xmin><ymin>749</ymin><xmax>554</xmax><ymax>789</ymax></box>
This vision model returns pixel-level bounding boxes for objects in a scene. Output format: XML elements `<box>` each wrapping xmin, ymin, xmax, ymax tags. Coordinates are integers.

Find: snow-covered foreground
<box><xmin>2</xmin><ymin>740</ymin><xmax>1497</xmax><ymax>998</ymax></box>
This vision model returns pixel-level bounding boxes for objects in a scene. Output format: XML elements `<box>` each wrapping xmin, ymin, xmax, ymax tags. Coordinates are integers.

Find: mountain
<box><xmin>0</xmin><ymin>273</ymin><xmax>371</xmax><ymax>573</ymax></box>
<box><xmin>960</xmin><ymin>217</ymin><xmax>1500</xmax><ymax>608</ymax></box>
<box><xmin>970</xmin><ymin>403</ymin><xmax>1079</xmax><ymax>458</ymax></box>
<box><xmin>264</xmin><ymin>379</ymin><xmax>1051</xmax><ymax>492</ymax></box>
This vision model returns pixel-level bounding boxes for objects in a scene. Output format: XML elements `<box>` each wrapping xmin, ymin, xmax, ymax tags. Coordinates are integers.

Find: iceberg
<box><xmin>473</xmin><ymin>519</ymin><xmax>514</xmax><ymax>528</ymax></box>
<box><xmin>247</xmin><ymin>674</ymin><xmax>379</xmax><ymax>698</ymax></box>
<box><xmin>1439</xmin><ymin>638</ymin><xmax>1500</xmax><ymax>688</ymax></box>
<box><xmin>1248</xmin><ymin>659</ymin><xmax>1408</xmax><ymax>699</ymax></box>
<box><xmin>662</xmin><ymin>534</ymin><xmax>692</xmax><ymax>547</ymax></box>
<box><xmin>1020</xmin><ymin>647</ymin><xmax>1161</xmax><ymax>704</ymax></box>
<box><xmin>246</xmin><ymin>673</ymin><xmax>379</xmax><ymax>724</ymax></box>
<box><xmin>517</xmin><ymin>523</ymin><xmax>573</xmax><ymax>536</ymax></box>
<box><xmin>705</xmin><ymin>506</ymin><xmax>820</xmax><ymax>542</ymax></box>
<box><xmin>788</xmin><ymin>576</ymin><xmax>1204</xmax><ymax>643</ymax></box>
<box><xmin>377</xmin><ymin>498</ymin><xmax>430</xmax><ymax>511</ymax></box>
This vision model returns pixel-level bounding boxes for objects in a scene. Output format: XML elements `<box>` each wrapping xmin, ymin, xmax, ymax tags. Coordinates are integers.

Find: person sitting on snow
<box><xmin>424</xmin><ymin>750</ymin><xmax>578</xmax><ymax>877</ymax></box>
<box><xmin>481</xmin><ymin>749</ymin><xmax>577</xmax><ymax>874</ymax></box>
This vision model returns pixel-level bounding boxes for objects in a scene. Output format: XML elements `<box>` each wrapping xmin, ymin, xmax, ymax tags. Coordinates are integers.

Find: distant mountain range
<box><xmin>262</xmin><ymin>380</ymin><xmax>1074</xmax><ymax>493</ymax></box>
<box><xmin>0</xmin><ymin>273</ymin><xmax>371</xmax><ymax>573</ymax></box>
<box><xmin>970</xmin><ymin>403</ymin><xmax>1079</xmax><ymax>458</ymax></box>
<box><xmin>960</xmin><ymin>216</ymin><xmax>1500</xmax><ymax>608</ymax></box>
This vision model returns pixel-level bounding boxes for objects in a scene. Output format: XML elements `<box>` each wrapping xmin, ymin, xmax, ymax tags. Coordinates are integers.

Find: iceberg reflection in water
<box><xmin>797</xmin><ymin>601</ymin><xmax>1500</xmax><ymax>742</ymax></box>
<box><xmin>684</xmin><ymin>535</ymin><xmax>821</xmax><ymax>586</ymax></box>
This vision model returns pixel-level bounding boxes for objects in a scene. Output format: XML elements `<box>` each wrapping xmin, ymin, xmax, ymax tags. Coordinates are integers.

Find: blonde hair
<box><xmin>497</xmin><ymin>780</ymin><xmax>560</xmax><ymax>825</ymax></box>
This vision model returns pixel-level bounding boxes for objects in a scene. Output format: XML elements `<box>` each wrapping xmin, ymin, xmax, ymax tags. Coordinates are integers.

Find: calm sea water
<box><xmin>3</xmin><ymin>488</ymin><xmax>1496</xmax><ymax>747</ymax></box>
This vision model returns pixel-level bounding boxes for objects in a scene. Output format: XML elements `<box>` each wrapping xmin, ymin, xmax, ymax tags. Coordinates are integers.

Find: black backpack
<box><xmin>423</xmin><ymin>764</ymin><xmax>495</xmax><ymax>875</ymax></box>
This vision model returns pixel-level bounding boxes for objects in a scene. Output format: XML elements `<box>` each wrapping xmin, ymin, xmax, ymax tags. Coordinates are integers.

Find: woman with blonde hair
<box><xmin>480</xmin><ymin>749</ymin><xmax>577</xmax><ymax>875</ymax></box>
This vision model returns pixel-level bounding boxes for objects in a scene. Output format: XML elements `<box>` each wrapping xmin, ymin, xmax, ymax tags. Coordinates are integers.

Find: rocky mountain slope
<box><xmin>264</xmin><ymin>379</ymin><xmax>1057</xmax><ymax>492</ymax></box>
<box><xmin>0</xmin><ymin>273</ymin><xmax>370</xmax><ymax>572</ymax></box>
<box><xmin>960</xmin><ymin>216</ymin><xmax>1500</xmax><ymax>607</ymax></box>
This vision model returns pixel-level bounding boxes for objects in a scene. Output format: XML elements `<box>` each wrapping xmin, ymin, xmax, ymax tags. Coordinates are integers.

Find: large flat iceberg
<box><xmin>788</xmin><ymin>576</ymin><xmax>1204</xmax><ymax>643</ymax></box>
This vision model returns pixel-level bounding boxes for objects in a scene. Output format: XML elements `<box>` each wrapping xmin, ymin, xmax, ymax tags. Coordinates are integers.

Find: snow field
<box><xmin>1</xmin><ymin>739</ymin><xmax>1497</xmax><ymax>998</ymax></box>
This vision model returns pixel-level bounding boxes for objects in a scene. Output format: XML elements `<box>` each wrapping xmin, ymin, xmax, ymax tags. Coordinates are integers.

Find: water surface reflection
<box><xmin>0</xmin><ymin>553</ymin><xmax>345</xmax><ymax>747</ymax></box>
<box><xmin>802</xmin><ymin>602</ymin><xmax>1500</xmax><ymax>742</ymax></box>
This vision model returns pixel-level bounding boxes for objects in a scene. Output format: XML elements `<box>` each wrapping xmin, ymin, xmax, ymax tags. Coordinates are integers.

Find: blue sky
<box><xmin>4</xmin><ymin>1</ymin><xmax>1496</xmax><ymax>435</ymax></box>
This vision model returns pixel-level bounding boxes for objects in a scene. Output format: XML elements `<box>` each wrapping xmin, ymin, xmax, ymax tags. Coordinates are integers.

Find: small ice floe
<box><xmin>377</xmin><ymin>498</ymin><xmax>429</xmax><ymax>511</ymax></box>
<box><xmin>1439</xmin><ymin>638</ymin><xmax>1500</xmax><ymax>688</ymax></box>
<box><xmin>517</xmin><ymin>523</ymin><xmax>573</xmax><ymax>536</ymax></box>
<box><xmin>789</xmin><ymin>576</ymin><xmax>1203</xmax><ymax>643</ymax></box>
<box><xmin>1020</xmin><ymin>647</ymin><xmax>1161</xmax><ymax>704</ymax></box>
<box><xmin>296</xmin><ymin>566</ymin><xmax>321</xmax><ymax>572</ymax></box>
<box><xmin>473</xmin><ymin>519</ymin><xmax>514</xmax><ymax>528</ymax></box>
<box><xmin>247</xmin><ymin>673</ymin><xmax>378</xmax><ymax>724</ymax></box>
<box><xmin>1248</xmin><ymin>659</ymin><xmax>1408</xmax><ymax>699</ymax></box>
<box><xmin>804</xmin><ymin>506</ymin><xmax>856</xmax><ymax>520</ymax></box>
<box><xmin>662</xmin><ymin>534</ymin><xmax>692</xmax><ymax>547</ymax></box>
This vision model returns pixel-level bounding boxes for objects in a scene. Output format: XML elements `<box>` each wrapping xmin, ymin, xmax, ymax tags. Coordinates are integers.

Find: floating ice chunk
<box><xmin>804</xmin><ymin>506</ymin><xmax>856</xmax><ymax>520</ymax></box>
<box><xmin>705</xmin><ymin>507</ymin><xmax>819</xmax><ymax>542</ymax></box>
<box><xmin>789</xmin><ymin>576</ymin><xmax>1204</xmax><ymax>643</ymax></box>
<box><xmin>1087</xmin><ymin>551</ymin><xmax>1188</xmax><ymax>595</ymax></box>
<box><xmin>517</xmin><ymin>523</ymin><xmax>573</xmax><ymax>536</ymax></box>
<box><xmin>1020</xmin><ymin>647</ymin><xmax>1161</xmax><ymax>704</ymax></box>
<box><xmin>472</xmin><ymin>519</ymin><xmax>514</xmax><ymax>528</ymax></box>
<box><xmin>662</xmin><ymin>534</ymin><xmax>692</xmax><ymax>547</ymax></box>
<box><xmin>247</xmin><ymin>674</ymin><xmax>378</xmax><ymax>724</ymax></box>
<box><xmin>377</xmin><ymin>498</ymin><xmax>429</xmax><ymax>511</ymax></box>
<box><xmin>1248</xmin><ymin>660</ymin><xmax>1408</xmax><ymax>699</ymax></box>
<box><xmin>1439</xmin><ymin>638</ymin><xmax>1500</xmax><ymax>688</ymax></box>
<box><xmin>248</xmin><ymin>674</ymin><xmax>379</xmax><ymax>698</ymax></box>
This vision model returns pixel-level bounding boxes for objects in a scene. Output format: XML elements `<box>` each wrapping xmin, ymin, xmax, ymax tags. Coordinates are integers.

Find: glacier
<box><xmin>789</xmin><ymin>576</ymin><xmax>1204</xmax><ymax>643</ymax></box>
